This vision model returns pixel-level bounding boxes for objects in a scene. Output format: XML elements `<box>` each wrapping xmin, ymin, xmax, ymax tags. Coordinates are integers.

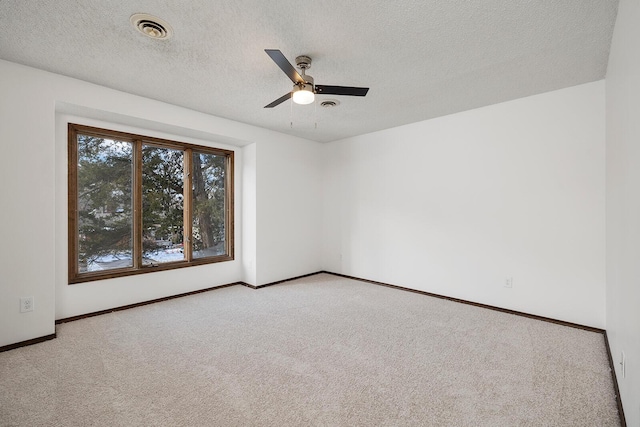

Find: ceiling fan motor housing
<box><xmin>295</xmin><ymin>56</ymin><xmax>314</xmax><ymax>87</ymax></box>
<box><xmin>300</xmin><ymin>73</ymin><xmax>314</xmax><ymax>87</ymax></box>
<box><xmin>295</xmin><ymin>55</ymin><xmax>312</xmax><ymax>70</ymax></box>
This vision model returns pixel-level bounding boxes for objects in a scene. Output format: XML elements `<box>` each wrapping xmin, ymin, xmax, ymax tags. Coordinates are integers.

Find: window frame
<box><xmin>68</xmin><ymin>123</ymin><xmax>234</xmax><ymax>284</ymax></box>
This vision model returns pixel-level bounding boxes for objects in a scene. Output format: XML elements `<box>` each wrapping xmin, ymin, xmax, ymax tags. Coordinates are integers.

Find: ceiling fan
<box><xmin>264</xmin><ymin>49</ymin><xmax>369</xmax><ymax>108</ymax></box>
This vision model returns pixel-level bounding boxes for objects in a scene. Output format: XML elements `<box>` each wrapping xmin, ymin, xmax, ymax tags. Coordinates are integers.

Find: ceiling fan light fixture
<box><xmin>263</xmin><ymin>49</ymin><xmax>369</xmax><ymax>109</ymax></box>
<box><xmin>292</xmin><ymin>83</ymin><xmax>315</xmax><ymax>105</ymax></box>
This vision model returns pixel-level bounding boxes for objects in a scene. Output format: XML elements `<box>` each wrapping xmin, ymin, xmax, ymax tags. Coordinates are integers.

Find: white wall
<box><xmin>323</xmin><ymin>81</ymin><xmax>606</xmax><ymax>328</ymax></box>
<box><xmin>606</xmin><ymin>0</ymin><xmax>640</xmax><ymax>424</ymax></box>
<box><xmin>0</xmin><ymin>60</ymin><xmax>322</xmax><ymax>347</ymax></box>
<box><xmin>242</xmin><ymin>143</ymin><xmax>258</xmax><ymax>285</ymax></box>
<box><xmin>255</xmin><ymin>140</ymin><xmax>323</xmax><ymax>285</ymax></box>
<box><xmin>241</xmin><ymin>139</ymin><xmax>323</xmax><ymax>287</ymax></box>
<box><xmin>0</xmin><ymin>63</ymin><xmax>57</xmax><ymax>347</ymax></box>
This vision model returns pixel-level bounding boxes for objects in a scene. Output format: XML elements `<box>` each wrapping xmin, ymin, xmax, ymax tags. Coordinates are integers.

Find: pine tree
<box><xmin>76</xmin><ymin>135</ymin><xmax>227</xmax><ymax>270</ymax></box>
<box><xmin>77</xmin><ymin>135</ymin><xmax>133</xmax><ymax>270</ymax></box>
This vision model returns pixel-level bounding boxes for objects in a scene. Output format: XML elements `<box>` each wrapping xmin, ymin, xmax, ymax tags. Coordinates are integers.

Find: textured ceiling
<box><xmin>0</xmin><ymin>1</ymin><xmax>619</xmax><ymax>142</ymax></box>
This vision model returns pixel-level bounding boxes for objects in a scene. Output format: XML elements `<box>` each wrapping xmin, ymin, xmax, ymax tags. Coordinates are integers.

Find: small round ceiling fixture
<box><xmin>320</xmin><ymin>99</ymin><xmax>340</xmax><ymax>108</ymax></box>
<box><xmin>130</xmin><ymin>13</ymin><xmax>173</xmax><ymax>40</ymax></box>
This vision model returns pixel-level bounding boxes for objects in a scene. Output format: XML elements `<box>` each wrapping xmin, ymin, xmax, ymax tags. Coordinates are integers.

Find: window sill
<box><xmin>69</xmin><ymin>254</ymin><xmax>234</xmax><ymax>284</ymax></box>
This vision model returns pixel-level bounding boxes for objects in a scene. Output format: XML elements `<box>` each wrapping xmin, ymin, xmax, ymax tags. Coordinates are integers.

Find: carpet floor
<box><xmin>0</xmin><ymin>273</ymin><xmax>620</xmax><ymax>426</ymax></box>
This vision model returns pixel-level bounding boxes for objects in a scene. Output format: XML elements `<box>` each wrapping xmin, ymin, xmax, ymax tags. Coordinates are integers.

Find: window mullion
<box><xmin>225</xmin><ymin>153</ymin><xmax>234</xmax><ymax>258</ymax></box>
<box><xmin>133</xmin><ymin>139</ymin><xmax>143</xmax><ymax>269</ymax></box>
<box><xmin>184</xmin><ymin>148</ymin><xmax>193</xmax><ymax>262</ymax></box>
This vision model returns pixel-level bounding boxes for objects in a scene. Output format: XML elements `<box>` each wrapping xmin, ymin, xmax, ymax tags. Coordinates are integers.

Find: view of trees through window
<box><xmin>192</xmin><ymin>152</ymin><xmax>226</xmax><ymax>259</ymax></box>
<box><xmin>142</xmin><ymin>145</ymin><xmax>185</xmax><ymax>265</ymax></box>
<box><xmin>77</xmin><ymin>135</ymin><xmax>133</xmax><ymax>272</ymax></box>
<box><xmin>69</xmin><ymin>124</ymin><xmax>233</xmax><ymax>283</ymax></box>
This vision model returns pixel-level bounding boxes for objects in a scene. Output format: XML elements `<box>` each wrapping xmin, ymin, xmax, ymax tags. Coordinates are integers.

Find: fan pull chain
<box><xmin>290</xmin><ymin>96</ymin><xmax>294</xmax><ymax>128</ymax></box>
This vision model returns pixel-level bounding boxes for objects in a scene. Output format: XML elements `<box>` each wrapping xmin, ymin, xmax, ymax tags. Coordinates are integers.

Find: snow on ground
<box><xmin>84</xmin><ymin>243</ymin><xmax>226</xmax><ymax>272</ymax></box>
<box><xmin>86</xmin><ymin>248</ymin><xmax>184</xmax><ymax>271</ymax></box>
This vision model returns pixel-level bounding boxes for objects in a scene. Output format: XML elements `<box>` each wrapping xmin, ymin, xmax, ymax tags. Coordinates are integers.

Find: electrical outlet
<box><xmin>620</xmin><ymin>351</ymin><xmax>626</xmax><ymax>378</ymax></box>
<box><xmin>20</xmin><ymin>297</ymin><xmax>34</xmax><ymax>313</ymax></box>
<box><xmin>504</xmin><ymin>277</ymin><xmax>513</xmax><ymax>288</ymax></box>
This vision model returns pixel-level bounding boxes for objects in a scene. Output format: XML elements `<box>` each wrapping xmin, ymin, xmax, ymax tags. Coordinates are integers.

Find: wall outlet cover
<box><xmin>20</xmin><ymin>297</ymin><xmax>34</xmax><ymax>313</ymax></box>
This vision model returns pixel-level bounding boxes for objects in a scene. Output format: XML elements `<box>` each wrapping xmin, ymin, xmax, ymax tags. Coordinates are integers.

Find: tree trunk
<box><xmin>192</xmin><ymin>153</ymin><xmax>215</xmax><ymax>248</ymax></box>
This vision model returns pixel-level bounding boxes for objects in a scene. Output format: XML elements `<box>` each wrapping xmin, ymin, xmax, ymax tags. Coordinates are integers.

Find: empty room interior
<box><xmin>1</xmin><ymin>0</ymin><xmax>639</xmax><ymax>425</ymax></box>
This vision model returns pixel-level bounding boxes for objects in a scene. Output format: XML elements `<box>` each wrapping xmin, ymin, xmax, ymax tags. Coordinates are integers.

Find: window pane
<box><xmin>142</xmin><ymin>145</ymin><xmax>185</xmax><ymax>265</ymax></box>
<box><xmin>69</xmin><ymin>124</ymin><xmax>234</xmax><ymax>283</ymax></box>
<box><xmin>77</xmin><ymin>135</ymin><xmax>133</xmax><ymax>272</ymax></box>
<box><xmin>192</xmin><ymin>152</ymin><xmax>227</xmax><ymax>258</ymax></box>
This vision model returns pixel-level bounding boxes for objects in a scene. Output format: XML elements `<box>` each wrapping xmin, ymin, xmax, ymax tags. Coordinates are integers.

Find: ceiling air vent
<box><xmin>320</xmin><ymin>100</ymin><xmax>340</xmax><ymax>108</ymax></box>
<box><xmin>130</xmin><ymin>14</ymin><xmax>173</xmax><ymax>40</ymax></box>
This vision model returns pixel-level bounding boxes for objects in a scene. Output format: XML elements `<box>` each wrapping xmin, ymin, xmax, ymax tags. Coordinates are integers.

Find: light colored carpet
<box><xmin>0</xmin><ymin>273</ymin><xmax>620</xmax><ymax>426</ymax></box>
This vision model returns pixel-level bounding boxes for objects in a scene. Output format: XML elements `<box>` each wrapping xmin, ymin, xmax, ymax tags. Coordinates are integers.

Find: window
<box><xmin>68</xmin><ymin>123</ymin><xmax>234</xmax><ymax>283</ymax></box>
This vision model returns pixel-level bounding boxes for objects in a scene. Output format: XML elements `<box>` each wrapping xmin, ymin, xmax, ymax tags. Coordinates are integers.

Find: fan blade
<box><xmin>264</xmin><ymin>92</ymin><xmax>292</xmax><ymax>108</ymax></box>
<box><xmin>265</xmin><ymin>49</ymin><xmax>304</xmax><ymax>84</ymax></box>
<box><xmin>315</xmin><ymin>85</ymin><xmax>369</xmax><ymax>96</ymax></box>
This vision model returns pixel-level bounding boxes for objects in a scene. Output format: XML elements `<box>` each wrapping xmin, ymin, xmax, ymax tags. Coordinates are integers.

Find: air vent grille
<box><xmin>130</xmin><ymin>14</ymin><xmax>173</xmax><ymax>40</ymax></box>
<box><xmin>320</xmin><ymin>100</ymin><xmax>340</xmax><ymax>108</ymax></box>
